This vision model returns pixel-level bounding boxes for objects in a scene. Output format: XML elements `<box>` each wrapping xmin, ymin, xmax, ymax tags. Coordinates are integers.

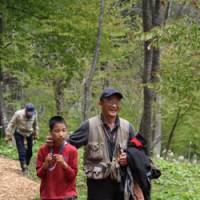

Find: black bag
<box><xmin>127</xmin><ymin>133</ymin><xmax>162</xmax><ymax>200</ymax></box>
<box><xmin>149</xmin><ymin>159</ymin><xmax>161</xmax><ymax>179</ymax></box>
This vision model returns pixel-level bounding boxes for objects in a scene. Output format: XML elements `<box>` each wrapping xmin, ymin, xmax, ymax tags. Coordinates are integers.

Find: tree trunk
<box><xmin>177</xmin><ymin>0</ymin><xmax>187</xmax><ymax>17</ymax></box>
<box><xmin>54</xmin><ymin>79</ymin><xmax>65</xmax><ymax>116</ymax></box>
<box><xmin>152</xmin><ymin>95</ymin><xmax>161</xmax><ymax>157</ymax></box>
<box><xmin>151</xmin><ymin>0</ymin><xmax>166</xmax><ymax>157</ymax></box>
<box><xmin>151</xmin><ymin>48</ymin><xmax>161</xmax><ymax>154</ymax></box>
<box><xmin>141</xmin><ymin>0</ymin><xmax>153</xmax><ymax>156</ymax></box>
<box><xmin>164</xmin><ymin>103</ymin><xmax>192</xmax><ymax>159</ymax></box>
<box><xmin>165</xmin><ymin>0</ymin><xmax>172</xmax><ymax>21</ymax></box>
<box><xmin>164</xmin><ymin>108</ymin><xmax>181</xmax><ymax>159</ymax></box>
<box><xmin>0</xmin><ymin>69</ymin><xmax>7</xmax><ymax>137</ymax></box>
<box><xmin>0</xmin><ymin>13</ymin><xmax>7</xmax><ymax>137</ymax></box>
<box><xmin>82</xmin><ymin>0</ymin><xmax>104</xmax><ymax>121</ymax></box>
<box><xmin>141</xmin><ymin>0</ymin><xmax>166</xmax><ymax>156</ymax></box>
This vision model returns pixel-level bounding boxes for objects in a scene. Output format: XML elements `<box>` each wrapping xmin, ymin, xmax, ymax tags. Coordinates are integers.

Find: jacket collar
<box><xmin>100</xmin><ymin>114</ymin><xmax>120</xmax><ymax>128</ymax></box>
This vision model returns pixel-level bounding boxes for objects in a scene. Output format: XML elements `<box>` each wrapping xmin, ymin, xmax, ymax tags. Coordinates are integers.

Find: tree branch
<box><xmin>3</xmin><ymin>42</ymin><xmax>12</xmax><ymax>49</ymax></box>
<box><xmin>165</xmin><ymin>0</ymin><xmax>172</xmax><ymax>21</ymax></box>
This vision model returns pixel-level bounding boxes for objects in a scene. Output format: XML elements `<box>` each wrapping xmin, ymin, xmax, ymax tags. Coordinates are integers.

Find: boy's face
<box><xmin>51</xmin><ymin>123</ymin><xmax>67</xmax><ymax>145</ymax></box>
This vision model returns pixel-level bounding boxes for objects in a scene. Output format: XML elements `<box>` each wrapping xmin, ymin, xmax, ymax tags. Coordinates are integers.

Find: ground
<box><xmin>0</xmin><ymin>156</ymin><xmax>39</xmax><ymax>200</ymax></box>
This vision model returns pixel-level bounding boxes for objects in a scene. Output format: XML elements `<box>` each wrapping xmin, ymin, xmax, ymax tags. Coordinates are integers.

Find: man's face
<box><xmin>25</xmin><ymin>110</ymin><xmax>33</xmax><ymax>119</ymax></box>
<box><xmin>100</xmin><ymin>95</ymin><xmax>121</xmax><ymax>118</ymax></box>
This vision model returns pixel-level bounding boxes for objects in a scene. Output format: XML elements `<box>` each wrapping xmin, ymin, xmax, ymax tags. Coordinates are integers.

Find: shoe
<box><xmin>20</xmin><ymin>161</ymin><xmax>28</xmax><ymax>175</ymax></box>
<box><xmin>22</xmin><ymin>167</ymin><xmax>28</xmax><ymax>176</ymax></box>
<box><xmin>26</xmin><ymin>157</ymin><xmax>31</xmax><ymax>166</ymax></box>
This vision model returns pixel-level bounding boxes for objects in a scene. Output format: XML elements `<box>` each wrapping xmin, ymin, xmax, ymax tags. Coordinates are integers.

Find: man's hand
<box><xmin>118</xmin><ymin>152</ymin><xmax>128</xmax><ymax>166</ymax></box>
<box><xmin>46</xmin><ymin>135</ymin><xmax>54</xmax><ymax>147</ymax></box>
<box><xmin>33</xmin><ymin>133</ymin><xmax>38</xmax><ymax>141</ymax></box>
<box><xmin>5</xmin><ymin>135</ymin><xmax>12</xmax><ymax>143</ymax></box>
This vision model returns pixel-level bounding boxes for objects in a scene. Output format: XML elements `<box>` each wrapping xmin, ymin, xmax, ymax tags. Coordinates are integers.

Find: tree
<box><xmin>82</xmin><ymin>0</ymin><xmax>105</xmax><ymax>120</ymax></box>
<box><xmin>144</xmin><ymin>0</ymin><xmax>200</xmax><ymax>157</ymax></box>
<box><xmin>2</xmin><ymin>0</ymin><xmax>99</xmax><ymax>116</ymax></box>
<box><xmin>141</xmin><ymin>0</ymin><xmax>166</xmax><ymax>156</ymax></box>
<box><xmin>0</xmin><ymin>12</ymin><xmax>8</xmax><ymax>137</ymax></box>
<box><xmin>160</xmin><ymin>17</ymin><xmax>200</xmax><ymax>157</ymax></box>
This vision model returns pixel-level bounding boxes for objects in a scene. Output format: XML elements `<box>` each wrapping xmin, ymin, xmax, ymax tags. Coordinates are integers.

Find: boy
<box><xmin>36</xmin><ymin>116</ymin><xmax>78</xmax><ymax>200</ymax></box>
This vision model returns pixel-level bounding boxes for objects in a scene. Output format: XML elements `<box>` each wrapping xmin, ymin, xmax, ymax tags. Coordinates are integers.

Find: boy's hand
<box><xmin>43</xmin><ymin>153</ymin><xmax>53</xmax><ymax>169</ymax></box>
<box><xmin>45</xmin><ymin>153</ymin><xmax>53</xmax><ymax>163</ymax></box>
<box><xmin>46</xmin><ymin>135</ymin><xmax>54</xmax><ymax>147</ymax></box>
<box><xmin>54</xmin><ymin>154</ymin><xmax>68</xmax><ymax>169</ymax></box>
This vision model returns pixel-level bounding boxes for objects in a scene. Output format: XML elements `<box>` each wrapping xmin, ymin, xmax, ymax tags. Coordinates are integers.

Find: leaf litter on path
<box><xmin>0</xmin><ymin>156</ymin><xmax>39</xmax><ymax>200</ymax></box>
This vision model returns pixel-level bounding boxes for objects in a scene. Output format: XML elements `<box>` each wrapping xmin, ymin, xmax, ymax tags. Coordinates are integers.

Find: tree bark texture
<box><xmin>141</xmin><ymin>0</ymin><xmax>166</xmax><ymax>156</ymax></box>
<box><xmin>141</xmin><ymin>0</ymin><xmax>153</xmax><ymax>156</ymax></box>
<box><xmin>151</xmin><ymin>0</ymin><xmax>166</xmax><ymax>157</ymax></box>
<box><xmin>54</xmin><ymin>79</ymin><xmax>65</xmax><ymax>116</ymax></box>
<box><xmin>82</xmin><ymin>0</ymin><xmax>104</xmax><ymax>120</ymax></box>
<box><xmin>0</xmin><ymin>14</ymin><xmax>8</xmax><ymax>137</ymax></box>
<box><xmin>152</xmin><ymin>95</ymin><xmax>161</xmax><ymax>157</ymax></box>
<box><xmin>164</xmin><ymin>108</ymin><xmax>181</xmax><ymax>159</ymax></box>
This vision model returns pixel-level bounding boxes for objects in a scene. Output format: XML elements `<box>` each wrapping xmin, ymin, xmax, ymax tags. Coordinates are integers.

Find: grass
<box><xmin>1</xmin><ymin>139</ymin><xmax>200</xmax><ymax>200</ymax></box>
<box><xmin>152</xmin><ymin>159</ymin><xmax>200</xmax><ymax>200</ymax></box>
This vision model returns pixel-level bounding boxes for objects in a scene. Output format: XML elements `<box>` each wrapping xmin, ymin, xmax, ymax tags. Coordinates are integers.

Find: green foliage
<box><xmin>1</xmin><ymin>0</ymin><xmax>200</xmax><ymax>169</ymax></box>
<box><xmin>0</xmin><ymin>139</ymin><xmax>18</xmax><ymax>160</ymax></box>
<box><xmin>132</xmin><ymin>12</ymin><xmax>200</xmax><ymax>157</ymax></box>
<box><xmin>0</xmin><ymin>1</ymin><xmax>200</xmax><ymax>199</ymax></box>
<box><xmin>158</xmin><ymin>17</ymin><xmax>200</xmax><ymax>156</ymax></box>
<box><xmin>1</xmin><ymin>140</ymin><xmax>200</xmax><ymax>200</ymax></box>
<box><xmin>152</xmin><ymin>159</ymin><xmax>200</xmax><ymax>200</ymax></box>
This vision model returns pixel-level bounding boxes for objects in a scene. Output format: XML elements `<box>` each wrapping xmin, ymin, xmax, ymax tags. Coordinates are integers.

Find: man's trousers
<box><xmin>14</xmin><ymin>130</ymin><xmax>33</xmax><ymax>167</ymax></box>
<box><xmin>87</xmin><ymin>177</ymin><xmax>124</xmax><ymax>200</ymax></box>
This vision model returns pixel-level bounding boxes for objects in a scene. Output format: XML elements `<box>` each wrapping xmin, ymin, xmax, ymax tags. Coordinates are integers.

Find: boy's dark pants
<box><xmin>14</xmin><ymin>130</ymin><xmax>33</xmax><ymax>169</ymax></box>
<box><xmin>87</xmin><ymin>177</ymin><xmax>124</xmax><ymax>200</ymax></box>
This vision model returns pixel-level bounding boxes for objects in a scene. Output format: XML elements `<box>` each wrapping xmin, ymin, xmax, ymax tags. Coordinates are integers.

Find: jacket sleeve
<box><xmin>36</xmin><ymin>146</ymin><xmax>47</xmax><ymax>178</ymax></box>
<box><xmin>6</xmin><ymin>112</ymin><xmax>18</xmax><ymax>136</ymax></box>
<box><xmin>33</xmin><ymin>113</ymin><xmax>39</xmax><ymax>136</ymax></box>
<box><xmin>67</xmin><ymin>120</ymin><xmax>89</xmax><ymax>148</ymax></box>
<box><xmin>128</xmin><ymin>123</ymin><xmax>137</xmax><ymax>140</ymax></box>
<box><xmin>64</xmin><ymin>147</ymin><xmax>78</xmax><ymax>181</ymax></box>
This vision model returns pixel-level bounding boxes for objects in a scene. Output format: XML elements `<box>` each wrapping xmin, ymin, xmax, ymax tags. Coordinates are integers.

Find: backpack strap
<box><xmin>50</xmin><ymin>141</ymin><xmax>67</xmax><ymax>155</ymax></box>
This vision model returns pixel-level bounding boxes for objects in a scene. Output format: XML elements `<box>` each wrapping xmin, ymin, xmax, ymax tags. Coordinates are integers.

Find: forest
<box><xmin>0</xmin><ymin>0</ymin><xmax>200</xmax><ymax>199</ymax></box>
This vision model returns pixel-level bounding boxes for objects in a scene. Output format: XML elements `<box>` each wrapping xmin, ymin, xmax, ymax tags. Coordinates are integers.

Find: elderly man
<box><xmin>6</xmin><ymin>103</ymin><xmax>39</xmax><ymax>174</ymax></box>
<box><xmin>46</xmin><ymin>88</ymin><xmax>136</xmax><ymax>199</ymax></box>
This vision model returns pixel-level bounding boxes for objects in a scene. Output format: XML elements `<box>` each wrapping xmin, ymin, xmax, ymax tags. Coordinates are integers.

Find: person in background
<box><xmin>6</xmin><ymin>103</ymin><xmax>39</xmax><ymax>174</ymax></box>
<box><xmin>36</xmin><ymin>116</ymin><xmax>78</xmax><ymax>200</ymax></box>
<box><xmin>47</xmin><ymin>88</ymin><xmax>136</xmax><ymax>200</ymax></box>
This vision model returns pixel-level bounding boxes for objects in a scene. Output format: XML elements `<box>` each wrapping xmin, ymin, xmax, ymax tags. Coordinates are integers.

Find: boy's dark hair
<box><xmin>49</xmin><ymin>116</ymin><xmax>67</xmax><ymax>131</ymax></box>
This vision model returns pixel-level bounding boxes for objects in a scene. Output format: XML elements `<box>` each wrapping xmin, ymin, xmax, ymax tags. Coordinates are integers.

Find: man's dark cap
<box><xmin>100</xmin><ymin>88</ymin><xmax>123</xmax><ymax>101</ymax></box>
<box><xmin>25</xmin><ymin>103</ymin><xmax>35</xmax><ymax>115</ymax></box>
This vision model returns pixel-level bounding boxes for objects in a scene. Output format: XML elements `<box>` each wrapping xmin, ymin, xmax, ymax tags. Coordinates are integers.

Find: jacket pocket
<box><xmin>87</xmin><ymin>142</ymin><xmax>103</xmax><ymax>161</ymax></box>
<box><xmin>84</xmin><ymin>162</ymin><xmax>110</xmax><ymax>179</ymax></box>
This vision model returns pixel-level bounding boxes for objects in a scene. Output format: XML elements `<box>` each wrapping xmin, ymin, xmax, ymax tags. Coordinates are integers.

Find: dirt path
<box><xmin>0</xmin><ymin>156</ymin><xmax>39</xmax><ymax>200</ymax></box>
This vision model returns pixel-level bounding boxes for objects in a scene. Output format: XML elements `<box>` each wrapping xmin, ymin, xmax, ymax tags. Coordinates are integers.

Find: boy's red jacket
<box><xmin>36</xmin><ymin>143</ymin><xmax>78</xmax><ymax>199</ymax></box>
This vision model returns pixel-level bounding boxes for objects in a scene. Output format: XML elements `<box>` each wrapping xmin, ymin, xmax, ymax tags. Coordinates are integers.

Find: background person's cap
<box><xmin>25</xmin><ymin>103</ymin><xmax>35</xmax><ymax>115</ymax></box>
<box><xmin>100</xmin><ymin>88</ymin><xmax>123</xmax><ymax>101</ymax></box>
